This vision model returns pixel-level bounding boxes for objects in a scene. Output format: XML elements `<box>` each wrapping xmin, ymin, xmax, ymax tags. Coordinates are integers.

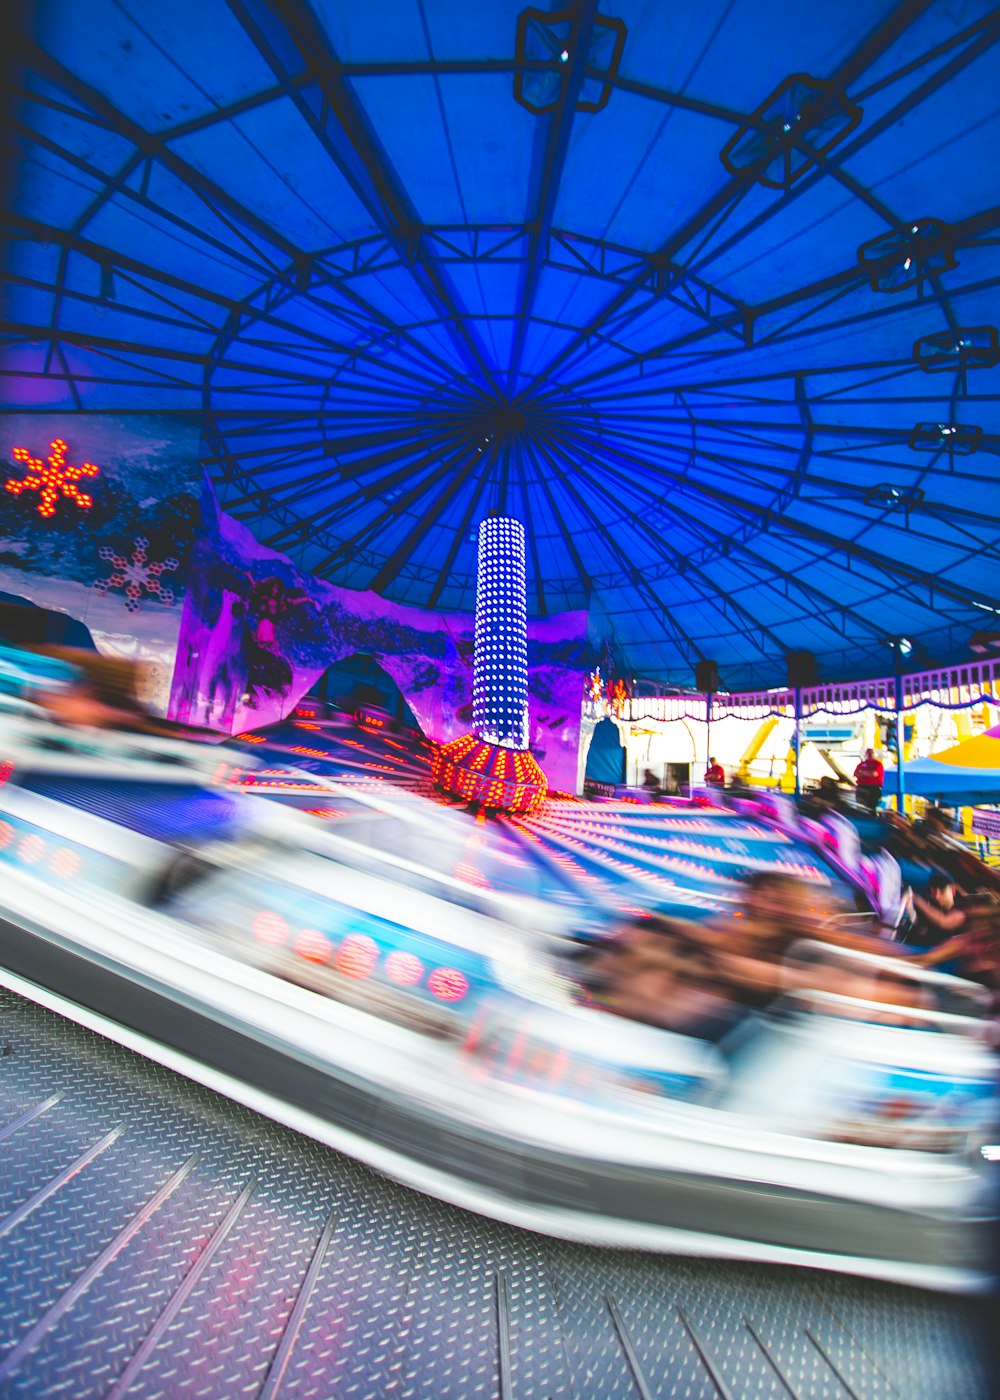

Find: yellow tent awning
<box><xmin>927</xmin><ymin>733</ymin><xmax>1000</xmax><ymax>769</ymax></box>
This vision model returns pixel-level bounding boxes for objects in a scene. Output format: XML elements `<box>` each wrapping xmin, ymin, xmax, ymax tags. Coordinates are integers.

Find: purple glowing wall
<box><xmin>169</xmin><ymin>487</ymin><xmax>588</xmax><ymax>794</ymax></box>
<box><xmin>0</xmin><ymin>417</ymin><xmax>587</xmax><ymax>790</ymax></box>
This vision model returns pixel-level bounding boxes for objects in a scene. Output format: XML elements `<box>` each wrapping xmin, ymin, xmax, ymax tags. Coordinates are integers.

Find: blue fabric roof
<box><xmin>3</xmin><ymin>0</ymin><xmax>1000</xmax><ymax>688</ymax></box>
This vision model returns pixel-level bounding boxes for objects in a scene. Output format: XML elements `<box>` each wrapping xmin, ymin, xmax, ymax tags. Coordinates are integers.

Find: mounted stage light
<box><xmin>785</xmin><ymin>651</ymin><xmax>818</xmax><ymax>689</ymax></box>
<box><xmin>969</xmin><ymin>630</ymin><xmax>1000</xmax><ymax>658</ymax></box>
<box><xmin>863</xmin><ymin>483</ymin><xmax>925</xmax><ymax>514</ymax></box>
<box><xmin>720</xmin><ymin>74</ymin><xmax>860</xmax><ymax>190</ymax></box>
<box><xmin>914</xmin><ymin>326</ymin><xmax>999</xmax><ymax>374</ymax></box>
<box><xmin>908</xmin><ymin>422</ymin><xmax>981</xmax><ymax>456</ymax></box>
<box><xmin>514</xmin><ymin>5</ymin><xmax>626</xmax><ymax>115</ymax></box>
<box><xmin>857</xmin><ymin>220</ymin><xmax>955</xmax><ymax>293</ymax></box>
<box><xmin>432</xmin><ymin>514</ymin><xmax>546</xmax><ymax>814</ymax></box>
<box><xmin>695</xmin><ymin>659</ymin><xmax>719</xmax><ymax>693</ymax></box>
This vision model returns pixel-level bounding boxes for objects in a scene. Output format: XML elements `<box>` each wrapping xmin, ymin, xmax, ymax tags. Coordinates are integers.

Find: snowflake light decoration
<box><xmin>94</xmin><ymin>536</ymin><xmax>178</xmax><ymax>612</ymax></box>
<box><xmin>5</xmin><ymin>438</ymin><xmax>99</xmax><ymax>519</ymax></box>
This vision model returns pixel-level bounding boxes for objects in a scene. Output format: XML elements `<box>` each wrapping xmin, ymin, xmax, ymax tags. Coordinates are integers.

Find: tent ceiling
<box><xmin>4</xmin><ymin>0</ymin><xmax>1000</xmax><ymax>688</ymax></box>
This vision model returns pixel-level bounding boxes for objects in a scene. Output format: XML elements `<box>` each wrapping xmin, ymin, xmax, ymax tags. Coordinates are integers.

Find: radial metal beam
<box><xmin>519</xmin><ymin>0</ymin><xmax>943</xmax><ymax>396</ymax></box>
<box><xmin>5</xmin><ymin>216</ymin><xmax>236</xmax><ymax>316</ymax></box>
<box><xmin>224</xmin><ymin>0</ymin><xmax>499</xmax><ymax>391</ymax></box>
<box><xmin>307</xmin><ymin>431</ymin><xmax>483</xmax><ymax>576</ymax></box>
<box><xmin>9</xmin><ymin>33</ymin><xmax>298</xmax><ymax>266</ymax></box>
<box><xmin>10</xmin><ymin>33</ymin><xmax>459</xmax><ymax>402</ymax></box>
<box><xmin>506</xmin><ymin>0</ymin><xmax>600</xmax><ymax>391</ymax></box>
<box><xmin>530</xmin><ymin>436</ymin><xmax>708</xmax><ymax>665</ymax></box>
<box><xmin>550</xmin><ymin>425</ymin><xmax>893</xmax><ymax>642</ymax></box>
<box><xmin>572</xmin><ymin>415</ymin><xmax>984</xmax><ymax>594</ymax></box>
<box><xmin>369</xmin><ymin>451</ymin><xmax>495</xmax><ymax>594</ymax></box>
<box><xmin>6</xmin><ymin>120</ymin><xmax>278</xmax><ymax>287</ymax></box>
<box><xmin>516</xmin><ymin>448</ymin><xmax>547</xmax><ymax>617</ymax></box>
<box><xmin>556</xmin><ymin>203</ymin><xmax>1000</xmax><ymax>396</ymax></box>
<box><xmin>2</xmin><ymin>321</ymin><xmax>209</xmax><ymax>367</ymax></box>
<box><xmin>682</xmin><ymin>9</ymin><xmax>1000</xmax><ymax>290</ymax></box>
<box><xmin>543</xmin><ymin>424</ymin><xmax>789</xmax><ymax>656</ymax></box>
<box><xmin>524</xmin><ymin>441</ymin><xmax>592</xmax><ymax>599</ymax></box>
<box><xmin>5</xmin><ymin>222</ymin><xmax>443</xmax><ymax>396</ymax></box>
<box><xmin>582</xmin><ymin>430</ymin><xmax>1000</xmax><ymax>615</ymax></box>
<box><xmin>425</xmin><ymin>454</ymin><xmax>499</xmax><ymax>609</ymax></box>
<box><xmin>263</xmin><ymin>433</ymin><xmax>467</xmax><ymax>544</ymax></box>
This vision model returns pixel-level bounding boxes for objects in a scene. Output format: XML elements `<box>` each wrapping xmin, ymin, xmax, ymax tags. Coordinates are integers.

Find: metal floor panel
<box><xmin>0</xmin><ymin>986</ymin><xmax>990</xmax><ymax>1400</ymax></box>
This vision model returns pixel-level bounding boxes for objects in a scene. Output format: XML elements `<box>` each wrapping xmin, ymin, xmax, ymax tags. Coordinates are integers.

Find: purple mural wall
<box><xmin>0</xmin><ymin>415</ymin><xmax>587</xmax><ymax>791</ymax></box>
<box><xmin>169</xmin><ymin>485</ymin><xmax>588</xmax><ymax>794</ymax></box>
<box><xmin>0</xmin><ymin>414</ymin><xmax>202</xmax><ymax>711</ymax></box>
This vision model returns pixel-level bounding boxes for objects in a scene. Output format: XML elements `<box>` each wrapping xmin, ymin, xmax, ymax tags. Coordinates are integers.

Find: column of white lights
<box><xmin>472</xmin><ymin>514</ymin><xmax>528</xmax><ymax>749</ymax></box>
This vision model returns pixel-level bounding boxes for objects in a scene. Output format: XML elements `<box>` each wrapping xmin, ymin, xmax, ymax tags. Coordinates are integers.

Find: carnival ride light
<box><xmin>434</xmin><ymin>515</ymin><xmax>546</xmax><ymax>814</ymax></box>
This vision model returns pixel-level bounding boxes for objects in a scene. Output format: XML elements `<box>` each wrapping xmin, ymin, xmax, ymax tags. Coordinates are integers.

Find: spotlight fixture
<box><xmin>514</xmin><ymin>6</ymin><xmax>626</xmax><ymax>115</ymax></box>
<box><xmin>914</xmin><ymin>326</ymin><xmax>999</xmax><ymax>374</ymax></box>
<box><xmin>908</xmin><ymin>422</ymin><xmax>981</xmax><ymax>456</ymax></box>
<box><xmin>863</xmin><ymin>483</ymin><xmax>924</xmax><ymax>519</ymax></box>
<box><xmin>720</xmin><ymin>74</ymin><xmax>860</xmax><ymax>190</ymax></box>
<box><xmin>969</xmin><ymin>630</ymin><xmax>1000</xmax><ymax>657</ymax></box>
<box><xmin>858</xmin><ymin>220</ymin><xmax>955</xmax><ymax>293</ymax></box>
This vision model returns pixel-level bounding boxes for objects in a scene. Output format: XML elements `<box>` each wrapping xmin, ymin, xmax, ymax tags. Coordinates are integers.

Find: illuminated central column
<box><xmin>473</xmin><ymin>514</ymin><xmax>528</xmax><ymax>749</ymax></box>
<box><xmin>432</xmin><ymin>513</ymin><xmax>546</xmax><ymax>813</ymax></box>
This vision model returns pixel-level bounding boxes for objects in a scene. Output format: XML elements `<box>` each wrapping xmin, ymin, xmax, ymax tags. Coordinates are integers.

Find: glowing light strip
<box><xmin>472</xmin><ymin>516</ymin><xmax>528</xmax><ymax>751</ymax></box>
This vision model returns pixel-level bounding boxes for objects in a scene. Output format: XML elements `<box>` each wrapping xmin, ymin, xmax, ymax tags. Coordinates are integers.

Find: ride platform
<box><xmin>0</xmin><ymin>980</ymin><xmax>990</xmax><ymax>1399</ymax></box>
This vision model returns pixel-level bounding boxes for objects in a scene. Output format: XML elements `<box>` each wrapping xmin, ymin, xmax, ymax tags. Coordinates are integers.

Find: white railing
<box><xmin>622</xmin><ymin>657</ymin><xmax>1000</xmax><ymax>723</ymax></box>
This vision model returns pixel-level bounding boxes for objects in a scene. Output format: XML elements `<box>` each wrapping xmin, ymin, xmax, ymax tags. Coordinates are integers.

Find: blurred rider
<box><xmin>917</xmin><ymin>898</ymin><xmax>1000</xmax><ymax>1000</ymax></box>
<box><xmin>904</xmin><ymin>872</ymin><xmax>966</xmax><ymax>949</ymax></box>
<box><xmin>702</xmin><ymin>871</ymin><xmax>818</xmax><ymax>1009</ymax></box>
<box><xmin>642</xmin><ymin>768</ymin><xmax>663</xmax><ymax>800</ymax></box>
<box><xmin>587</xmin><ymin>914</ymin><xmax>734</xmax><ymax>1040</ymax></box>
<box><xmin>801</xmin><ymin>775</ymin><xmax>848</xmax><ymax>819</ymax></box>
<box><xmin>704</xmin><ymin>872</ymin><xmax>902</xmax><ymax>1011</ymax></box>
<box><xmin>34</xmin><ymin>653</ymin><xmax>207</xmax><ymax>739</ymax></box>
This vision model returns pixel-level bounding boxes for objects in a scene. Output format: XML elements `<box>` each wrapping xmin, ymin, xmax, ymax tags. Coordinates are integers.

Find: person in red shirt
<box><xmin>704</xmin><ymin>757</ymin><xmax>725</xmax><ymax>788</ymax></box>
<box><xmin>853</xmin><ymin>747</ymin><xmax>884</xmax><ymax>813</ymax></box>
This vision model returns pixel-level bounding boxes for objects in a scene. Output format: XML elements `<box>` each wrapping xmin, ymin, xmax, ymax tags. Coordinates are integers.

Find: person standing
<box><xmin>704</xmin><ymin>756</ymin><xmax>725</xmax><ymax>788</ymax></box>
<box><xmin>853</xmin><ymin>747</ymin><xmax>884</xmax><ymax>812</ymax></box>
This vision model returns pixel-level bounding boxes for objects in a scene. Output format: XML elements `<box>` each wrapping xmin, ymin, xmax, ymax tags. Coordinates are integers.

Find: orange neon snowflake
<box><xmin>5</xmin><ymin>438</ymin><xmax>99</xmax><ymax>518</ymax></box>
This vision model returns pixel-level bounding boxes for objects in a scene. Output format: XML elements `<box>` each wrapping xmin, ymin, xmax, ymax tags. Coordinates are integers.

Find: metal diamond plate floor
<box><xmin>0</xmin><ymin>985</ymin><xmax>991</xmax><ymax>1399</ymax></box>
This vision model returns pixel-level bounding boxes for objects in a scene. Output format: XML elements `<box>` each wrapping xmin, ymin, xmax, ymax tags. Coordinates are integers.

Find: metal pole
<box><xmin>894</xmin><ymin>648</ymin><xmax>905</xmax><ymax>813</ymax></box>
<box><xmin>794</xmin><ymin>687</ymin><xmax>802</xmax><ymax>797</ymax></box>
<box><xmin>705</xmin><ymin>692</ymin><xmax>712</xmax><ymax>783</ymax></box>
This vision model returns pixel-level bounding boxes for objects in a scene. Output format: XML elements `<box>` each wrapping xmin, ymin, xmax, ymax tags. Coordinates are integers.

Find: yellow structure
<box><xmin>736</xmin><ymin>717</ymin><xmax>778</xmax><ymax>784</ymax></box>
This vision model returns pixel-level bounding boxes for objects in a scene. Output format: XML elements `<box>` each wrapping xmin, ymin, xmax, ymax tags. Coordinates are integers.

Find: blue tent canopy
<box><xmin>901</xmin><ymin>761</ymin><xmax>1000</xmax><ymax>805</ymax></box>
<box><xmin>3</xmin><ymin>0</ymin><xmax>1000</xmax><ymax>689</ymax></box>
